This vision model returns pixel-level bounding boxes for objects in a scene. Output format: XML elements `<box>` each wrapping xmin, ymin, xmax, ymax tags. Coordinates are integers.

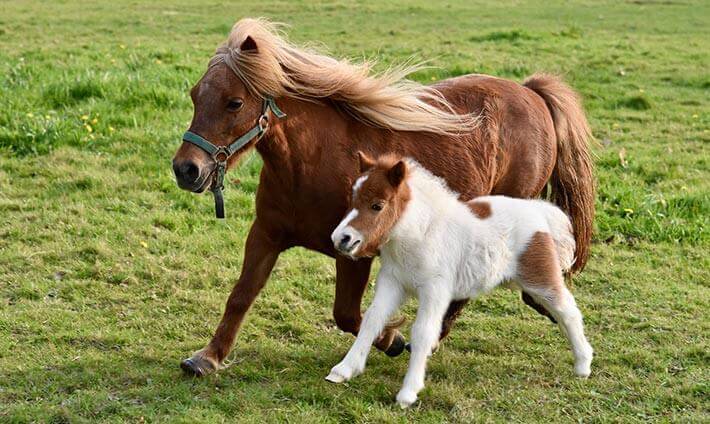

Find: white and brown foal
<box><xmin>327</xmin><ymin>152</ymin><xmax>593</xmax><ymax>408</ymax></box>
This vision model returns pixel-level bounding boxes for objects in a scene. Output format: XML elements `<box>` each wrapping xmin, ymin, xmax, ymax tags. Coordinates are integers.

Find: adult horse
<box><xmin>172</xmin><ymin>18</ymin><xmax>595</xmax><ymax>376</ymax></box>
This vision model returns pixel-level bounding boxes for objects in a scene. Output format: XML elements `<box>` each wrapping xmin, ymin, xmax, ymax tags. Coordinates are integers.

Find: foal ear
<box><xmin>240</xmin><ymin>36</ymin><xmax>258</xmax><ymax>53</ymax></box>
<box><xmin>357</xmin><ymin>151</ymin><xmax>375</xmax><ymax>173</ymax></box>
<box><xmin>387</xmin><ymin>160</ymin><xmax>407</xmax><ymax>187</ymax></box>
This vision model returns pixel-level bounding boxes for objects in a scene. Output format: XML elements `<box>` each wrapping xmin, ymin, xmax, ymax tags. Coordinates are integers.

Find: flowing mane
<box><xmin>209</xmin><ymin>18</ymin><xmax>479</xmax><ymax>135</ymax></box>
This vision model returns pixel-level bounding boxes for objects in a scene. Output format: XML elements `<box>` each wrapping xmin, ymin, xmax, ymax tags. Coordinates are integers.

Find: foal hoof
<box><xmin>180</xmin><ymin>354</ymin><xmax>218</xmax><ymax>377</ymax></box>
<box><xmin>384</xmin><ymin>333</ymin><xmax>406</xmax><ymax>357</ymax></box>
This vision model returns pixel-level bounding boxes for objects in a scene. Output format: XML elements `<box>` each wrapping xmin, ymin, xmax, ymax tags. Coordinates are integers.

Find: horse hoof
<box><xmin>384</xmin><ymin>333</ymin><xmax>406</xmax><ymax>357</ymax></box>
<box><xmin>180</xmin><ymin>355</ymin><xmax>217</xmax><ymax>377</ymax></box>
<box><xmin>404</xmin><ymin>342</ymin><xmax>439</xmax><ymax>355</ymax></box>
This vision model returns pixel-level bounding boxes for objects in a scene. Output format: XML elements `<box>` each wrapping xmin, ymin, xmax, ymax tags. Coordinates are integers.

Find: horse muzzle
<box><xmin>172</xmin><ymin>159</ymin><xmax>212</xmax><ymax>193</ymax></box>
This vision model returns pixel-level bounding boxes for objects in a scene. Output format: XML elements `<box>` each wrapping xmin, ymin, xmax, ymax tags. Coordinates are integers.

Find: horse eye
<box><xmin>227</xmin><ymin>99</ymin><xmax>243</xmax><ymax>111</ymax></box>
<box><xmin>371</xmin><ymin>203</ymin><xmax>383</xmax><ymax>211</ymax></box>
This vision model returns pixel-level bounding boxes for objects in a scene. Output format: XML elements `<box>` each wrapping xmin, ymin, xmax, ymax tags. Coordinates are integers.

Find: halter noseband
<box><xmin>182</xmin><ymin>97</ymin><xmax>286</xmax><ymax>219</ymax></box>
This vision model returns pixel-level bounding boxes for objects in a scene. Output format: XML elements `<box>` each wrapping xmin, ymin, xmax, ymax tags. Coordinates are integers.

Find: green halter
<box><xmin>182</xmin><ymin>97</ymin><xmax>286</xmax><ymax>219</ymax></box>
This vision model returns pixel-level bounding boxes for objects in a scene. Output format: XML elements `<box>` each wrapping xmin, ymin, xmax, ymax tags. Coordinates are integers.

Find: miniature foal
<box><xmin>327</xmin><ymin>152</ymin><xmax>593</xmax><ymax>408</ymax></box>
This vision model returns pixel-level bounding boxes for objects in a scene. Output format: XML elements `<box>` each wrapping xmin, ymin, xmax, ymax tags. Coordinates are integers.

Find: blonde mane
<box><xmin>210</xmin><ymin>18</ymin><xmax>479</xmax><ymax>135</ymax></box>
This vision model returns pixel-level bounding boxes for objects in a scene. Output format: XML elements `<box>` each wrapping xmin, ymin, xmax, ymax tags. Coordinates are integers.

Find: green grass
<box><xmin>0</xmin><ymin>0</ymin><xmax>708</xmax><ymax>422</ymax></box>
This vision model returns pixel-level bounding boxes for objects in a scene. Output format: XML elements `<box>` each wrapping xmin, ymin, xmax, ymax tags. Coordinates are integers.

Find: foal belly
<box><xmin>453</xmin><ymin>254</ymin><xmax>511</xmax><ymax>300</ymax></box>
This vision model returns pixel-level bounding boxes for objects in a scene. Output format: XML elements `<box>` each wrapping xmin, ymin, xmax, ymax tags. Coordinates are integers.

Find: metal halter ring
<box><xmin>258</xmin><ymin>114</ymin><xmax>269</xmax><ymax>135</ymax></box>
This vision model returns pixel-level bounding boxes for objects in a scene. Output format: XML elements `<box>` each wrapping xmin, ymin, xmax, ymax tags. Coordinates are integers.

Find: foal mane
<box><xmin>210</xmin><ymin>18</ymin><xmax>479</xmax><ymax>135</ymax></box>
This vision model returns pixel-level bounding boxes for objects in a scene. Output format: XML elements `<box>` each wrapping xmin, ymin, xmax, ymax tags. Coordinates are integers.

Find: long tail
<box><xmin>524</xmin><ymin>74</ymin><xmax>595</xmax><ymax>273</ymax></box>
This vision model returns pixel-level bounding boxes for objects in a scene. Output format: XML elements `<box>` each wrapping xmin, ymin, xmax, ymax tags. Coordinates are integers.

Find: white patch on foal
<box><xmin>330</xmin><ymin>209</ymin><xmax>363</xmax><ymax>258</ymax></box>
<box><xmin>352</xmin><ymin>174</ymin><xmax>368</xmax><ymax>196</ymax></box>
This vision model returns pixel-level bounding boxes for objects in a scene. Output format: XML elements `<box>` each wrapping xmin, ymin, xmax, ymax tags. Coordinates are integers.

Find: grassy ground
<box><xmin>1</xmin><ymin>0</ymin><xmax>708</xmax><ymax>422</ymax></box>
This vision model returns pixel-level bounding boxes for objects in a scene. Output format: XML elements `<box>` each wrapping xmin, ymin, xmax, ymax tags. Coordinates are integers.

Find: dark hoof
<box><xmin>404</xmin><ymin>342</ymin><xmax>439</xmax><ymax>354</ymax></box>
<box><xmin>180</xmin><ymin>355</ymin><xmax>217</xmax><ymax>377</ymax></box>
<box><xmin>384</xmin><ymin>333</ymin><xmax>406</xmax><ymax>357</ymax></box>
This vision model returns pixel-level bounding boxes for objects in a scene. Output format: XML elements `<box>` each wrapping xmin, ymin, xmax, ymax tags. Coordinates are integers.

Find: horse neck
<box><xmin>256</xmin><ymin>97</ymin><xmax>349</xmax><ymax>178</ymax></box>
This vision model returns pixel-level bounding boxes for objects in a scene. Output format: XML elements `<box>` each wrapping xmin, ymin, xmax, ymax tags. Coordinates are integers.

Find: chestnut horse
<box><xmin>172</xmin><ymin>18</ymin><xmax>595</xmax><ymax>376</ymax></box>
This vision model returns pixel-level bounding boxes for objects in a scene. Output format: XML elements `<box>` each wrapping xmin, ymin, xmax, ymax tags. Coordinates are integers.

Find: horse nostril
<box><xmin>173</xmin><ymin>160</ymin><xmax>200</xmax><ymax>183</ymax></box>
<box><xmin>341</xmin><ymin>234</ymin><xmax>351</xmax><ymax>245</ymax></box>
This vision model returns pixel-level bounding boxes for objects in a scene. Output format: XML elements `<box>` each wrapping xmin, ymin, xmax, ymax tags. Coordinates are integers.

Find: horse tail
<box><xmin>524</xmin><ymin>73</ymin><xmax>595</xmax><ymax>273</ymax></box>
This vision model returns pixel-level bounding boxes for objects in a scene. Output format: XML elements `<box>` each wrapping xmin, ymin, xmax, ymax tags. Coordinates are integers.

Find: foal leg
<box><xmin>439</xmin><ymin>299</ymin><xmax>469</xmax><ymax>341</ymax></box>
<box><xmin>407</xmin><ymin>298</ymin><xmax>468</xmax><ymax>354</ymax></box>
<box><xmin>333</xmin><ymin>256</ymin><xmax>406</xmax><ymax>357</ymax></box>
<box><xmin>326</xmin><ymin>274</ymin><xmax>405</xmax><ymax>383</ymax></box>
<box><xmin>397</xmin><ymin>287</ymin><xmax>450</xmax><ymax>408</ymax></box>
<box><xmin>517</xmin><ymin>231</ymin><xmax>592</xmax><ymax>377</ymax></box>
<box><xmin>526</xmin><ymin>287</ymin><xmax>593</xmax><ymax>377</ymax></box>
<box><xmin>181</xmin><ymin>221</ymin><xmax>282</xmax><ymax>376</ymax></box>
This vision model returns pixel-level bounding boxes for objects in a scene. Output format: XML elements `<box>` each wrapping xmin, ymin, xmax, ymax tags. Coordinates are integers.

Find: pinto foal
<box><xmin>327</xmin><ymin>153</ymin><xmax>593</xmax><ymax>408</ymax></box>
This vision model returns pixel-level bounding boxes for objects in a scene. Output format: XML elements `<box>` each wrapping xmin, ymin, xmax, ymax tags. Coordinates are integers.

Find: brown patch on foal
<box><xmin>518</xmin><ymin>231</ymin><xmax>563</xmax><ymax>293</ymax></box>
<box><xmin>467</xmin><ymin>200</ymin><xmax>492</xmax><ymax>219</ymax></box>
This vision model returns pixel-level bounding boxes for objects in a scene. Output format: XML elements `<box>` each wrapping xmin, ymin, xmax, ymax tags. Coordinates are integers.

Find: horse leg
<box><xmin>333</xmin><ymin>256</ymin><xmax>406</xmax><ymax>357</ymax></box>
<box><xmin>326</xmin><ymin>274</ymin><xmax>405</xmax><ymax>383</ymax></box>
<box><xmin>181</xmin><ymin>221</ymin><xmax>282</xmax><ymax>376</ymax></box>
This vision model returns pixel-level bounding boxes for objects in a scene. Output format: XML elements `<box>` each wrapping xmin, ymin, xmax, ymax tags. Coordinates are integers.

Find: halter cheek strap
<box><xmin>182</xmin><ymin>97</ymin><xmax>286</xmax><ymax>219</ymax></box>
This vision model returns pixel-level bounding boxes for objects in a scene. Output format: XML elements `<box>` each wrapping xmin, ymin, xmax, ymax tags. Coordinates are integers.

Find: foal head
<box><xmin>331</xmin><ymin>152</ymin><xmax>411</xmax><ymax>259</ymax></box>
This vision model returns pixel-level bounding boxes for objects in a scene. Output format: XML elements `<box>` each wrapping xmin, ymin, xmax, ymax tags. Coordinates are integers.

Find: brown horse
<box><xmin>172</xmin><ymin>18</ymin><xmax>595</xmax><ymax>376</ymax></box>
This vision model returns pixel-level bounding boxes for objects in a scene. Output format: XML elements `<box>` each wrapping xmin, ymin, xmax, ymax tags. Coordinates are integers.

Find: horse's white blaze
<box><xmin>326</xmin><ymin>159</ymin><xmax>593</xmax><ymax>408</ymax></box>
<box><xmin>352</xmin><ymin>175</ymin><xmax>369</xmax><ymax>196</ymax></box>
<box><xmin>331</xmin><ymin>209</ymin><xmax>364</xmax><ymax>257</ymax></box>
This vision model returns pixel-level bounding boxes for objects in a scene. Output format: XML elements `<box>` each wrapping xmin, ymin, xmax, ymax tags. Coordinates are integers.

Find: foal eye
<box><xmin>226</xmin><ymin>99</ymin><xmax>243</xmax><ymax>111</ymax></box>
<box><xmin>371</xmin><ymin>203</ymin><xmax>383</xmax><ymax>211</ymax></box>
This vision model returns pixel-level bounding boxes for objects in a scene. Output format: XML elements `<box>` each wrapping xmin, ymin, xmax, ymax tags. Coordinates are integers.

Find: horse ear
<box><xmin>387</xmin><ymin>160</ymin><xmax>407</xmax><ymax>187</ymax></box>
<box><xmin>357</xmin><ymin>151</ymin><xmax>375</xmax><ymax>173</ymax></box>
<box><xmin>240</xmin><ymin>36</ymin><xmax>258</xmax><ymax>53</ymax></box>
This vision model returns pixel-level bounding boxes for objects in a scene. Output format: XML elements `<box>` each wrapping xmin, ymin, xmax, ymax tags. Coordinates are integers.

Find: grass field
<box><xmin>1</xmin><ymin>0</ymin><xmax>708</xmax><ymax>422</ymax></box>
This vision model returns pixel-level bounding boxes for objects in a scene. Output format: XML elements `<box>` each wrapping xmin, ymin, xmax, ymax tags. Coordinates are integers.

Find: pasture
<box><xmin>0</xmin><ymin>0</ymin><xmax>708</xmax><ymax>422</ymax></box>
